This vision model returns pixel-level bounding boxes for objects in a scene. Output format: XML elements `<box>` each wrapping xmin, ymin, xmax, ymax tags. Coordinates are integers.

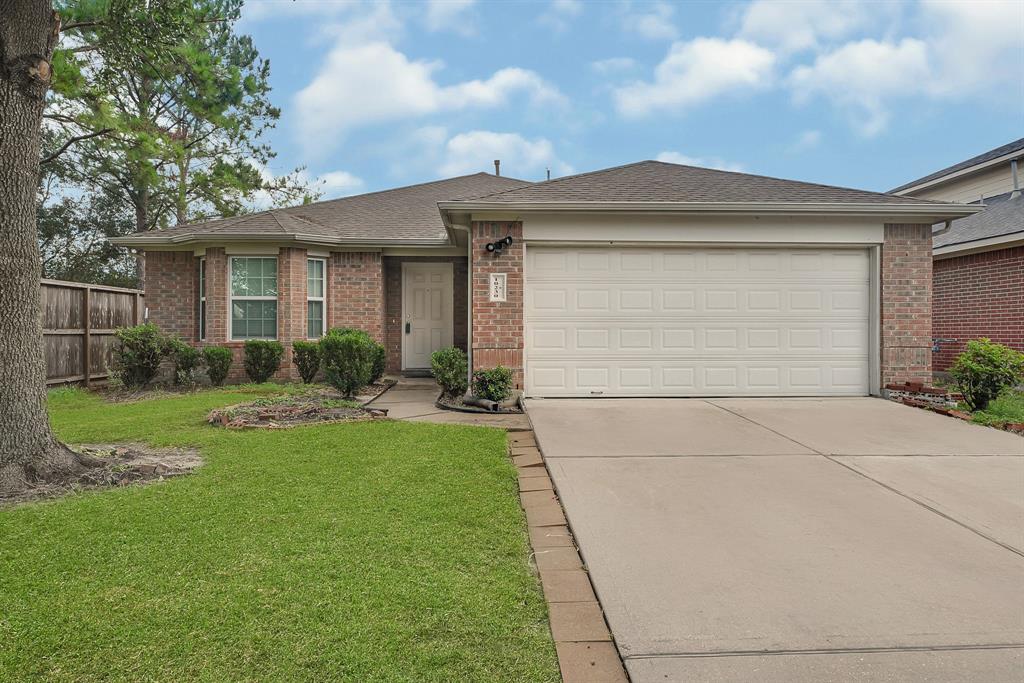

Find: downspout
<box><xmin>1011</xmin><ymin>159</ymin><xmax>1020</xmax><ymax>199</ymax></box>
<box><xmin>446</xmin><ymin>220</ymin><xmax>474</xmax><ymax>392</ymax></box>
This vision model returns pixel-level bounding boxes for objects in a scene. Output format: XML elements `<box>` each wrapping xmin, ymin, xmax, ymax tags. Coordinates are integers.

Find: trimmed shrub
<box><xmin>166</xmin><ymin>338</ymin><xmax>201</xmax><ymax>385</ymax></box>
<box><xmin>431</xmin><ymin>347</ymin><xmax>468</xmax><ymax>398</ymax></box>
<box><xmin>292</xmin><ymin>340</ymin><xmax>322</xmax><ymax>384</ymax></box>
<box><xmin>320</xmin><ymin>328</ymin><xmax>374</xmax><ymax>397</ymax></box>
<box><xmin>203</xmin><ymin>346</ymin><xmax>233</xmax><ymax>386</ymax></box>
<box><xmin>472</xmin><ymin>366</ymin><xmax>513</xmax><ymax>403</ymax></box>
<box><xmin>950</xmin><ymin>338</ymin><xmax>1024</xmax><ymax>411</ymax></box>
<box><xmin>243</xmin><ymin>340</ymin><xmax>284</xmax><ymax>384</ymax></box>
<box><xmin>113</xmin><ymin>323</ymin><xmax>168</xmax><ymax>388</ymax></box>
<box><xmin>328</xmin><ymin>327</ymin><xmax>386</xmax><ymax>383</ymax></box>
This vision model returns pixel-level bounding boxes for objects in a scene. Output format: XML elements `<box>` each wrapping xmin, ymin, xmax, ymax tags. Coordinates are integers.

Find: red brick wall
<box><xmin>328</xmin><ymin>252</ymin><xmax>384</xmax><ymax>342</ymax></box>
<box><xmin>932</xmin><ymin>245</ymin><xmax>1024</xmax><ymax>372</ymax></box>
<box><xmin>143</xmin><ymin>250</ymin><xmax>196</xmax><ymax>340</ymax></box>
<box><xmin>470</xmin><ymin>222</ymin><xmax>524</xmax><ymax>388</ymax></box>
<box><xmin>204</xmin><ymin>248</ymin><xmax>228</xmax><ymax>344</ymax></box>
<box><xmin>881</xmin><ymin>224</ymin><xmax>933</xmax><ymax>385</ymax></box>
<box><xmin>383</xmin><ymin>256</ymin><xmax>468</xmax><ymax>372</ymax></box>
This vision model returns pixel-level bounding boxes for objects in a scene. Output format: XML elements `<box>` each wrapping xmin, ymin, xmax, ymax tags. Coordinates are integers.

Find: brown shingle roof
<box><xmin>458</xmin><ymin>160</ymin><xmax>942</xmax><ymax>206</ymax></box>
<box><xmin>891</xmin><ymin>138</ymin><xmax>1024</xmax><ymax>194</ymax></box>
<box><xmin>124</xmin><ymin>173</ymin><xmax>530</xmax><ymax>244</ymax></box>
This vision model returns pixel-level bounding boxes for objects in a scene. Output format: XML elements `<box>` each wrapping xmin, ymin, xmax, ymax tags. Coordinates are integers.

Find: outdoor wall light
<box><xmin>485</xmin><ymin>235</ymin><xmax>514</xmax><ymax>253</ymax></box>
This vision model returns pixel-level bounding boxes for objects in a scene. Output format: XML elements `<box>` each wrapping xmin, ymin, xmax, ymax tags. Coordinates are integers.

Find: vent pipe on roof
<box><xmin>1011</xmin><ymin>159</ymin><xmax>1020</xmax><ymax>199</ymax></box>
<box><xmin>494</xmin><ymin>159</ymin><xmax>500</xmax><ymax>176</ymax></box>
<box><xmin>546</xmin><ymin>167</ymin><xmax>551</xmax><ymax>181</ymax></box>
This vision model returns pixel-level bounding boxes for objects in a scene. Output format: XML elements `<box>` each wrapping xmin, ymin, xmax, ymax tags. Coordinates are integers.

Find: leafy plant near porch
<box><xmin>243</xmin><ymin>340</ymin><xmax>284</xmax><ymax>384</ymax></box>
<box><xmin>472</xmin><ymin>366</ymin><xmax>513</xmax><ymax>403</ymax></box>
<box><xmin>291</xmin><ymin>341</ymin><xmax>321</xmax><ymax>384</ymax></box>
<box><xmin>432</xmin><ymin>347</ymin><xmax>468</xmax><ymax>398</ymax></box>
<box><xmin>166</xmin><ymin>338</ymin><xmax>201</xmax><ymax>386</ymax></box>
<box><xmin>320</xmin><ymin>329</ymin><xmax>374</xmax><ymax>398</ymax></box>
<box><xmin>202</xmin><ymin>346</ymin><xmax>233</xmax><ymax>386</ymax></box>
<box><xmin>950</xmin><ymin>339</ymin><xmax>1024</xmax><ymax>411</ymax></box>
<box><xmin>113</xmin><ymin>323</ymin><xmax>168</xmax><ymax>388</ymax></box>
<box><xmin>329</xmin><ymin>328</ymin><xmax>386</xmax><ymax>383</ymax></box>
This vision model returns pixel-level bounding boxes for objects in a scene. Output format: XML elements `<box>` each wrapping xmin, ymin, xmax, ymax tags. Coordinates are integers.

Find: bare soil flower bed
<box><xmin>0</xmin><ymin>443</ymin><xmax>202</xmax><ymax>506</ymax></box>
<box><xmin>208</xmin><ymin>393</ymin><xmax>390</xmax><ymax>429</ymax></box>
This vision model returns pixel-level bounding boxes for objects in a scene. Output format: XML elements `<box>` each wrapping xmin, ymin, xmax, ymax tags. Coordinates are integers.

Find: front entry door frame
<box><xmin>401</xmin><ymin>262</ymin><xmax>454</xmax><ymax>370</ymax></box>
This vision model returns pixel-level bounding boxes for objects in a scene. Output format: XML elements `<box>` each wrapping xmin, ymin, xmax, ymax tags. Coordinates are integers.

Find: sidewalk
<box><xmin>372</xmin><ymin>377</ymin><xmax>531</xmax><ymax>430</ymax></box>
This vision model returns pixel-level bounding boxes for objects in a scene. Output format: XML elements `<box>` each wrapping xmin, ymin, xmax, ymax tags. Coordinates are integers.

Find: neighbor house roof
<box><xmin>890</xmin><ymin>138</ymin><xmax>1024</xmax><ymax>195</ymax></box>
<box><xmin>112</xmin><ymin>173</ymin><xmax>530</xmax><ymax>247</ymax></box>
<box><xmin>934</xmin><ymin>191</ymin><xmax>1024</xmax><ymax>253</ymax></box>
<box><xmin>440</xmin><ymin>160</ymin><xmax>978</xmax><ymax>220</ymax></box>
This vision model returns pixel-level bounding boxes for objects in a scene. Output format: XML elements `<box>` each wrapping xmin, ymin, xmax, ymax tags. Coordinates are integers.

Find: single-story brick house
<box><xmin>891</xmin><ymin>138</ymin><xmax>1024</xmax><ymax>374</ymax></box>
<box><xmin>113</xmin><ymin>160</ymin><xmax>975</xmax><ymax>396</ymax></box>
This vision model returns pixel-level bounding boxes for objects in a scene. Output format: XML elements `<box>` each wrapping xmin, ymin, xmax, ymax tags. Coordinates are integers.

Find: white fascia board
<box><xmin>109</xmin><ymin>233</ymin><xmax>451</xmax><ymax>249</ymax></box>
<box><xmin>893</xmin><ymin>150</ymin><xmax>1024</xmax><ymax>196</ymax></box>
<box><xmin>439</xmin><ymin>201</ymin><xmax>981</xmax><ymax>222</ymax></box>
<box><xmin>933</xmin><ymin>231</ymin><xmax>1024</xmax><ymax>259</ymax></box>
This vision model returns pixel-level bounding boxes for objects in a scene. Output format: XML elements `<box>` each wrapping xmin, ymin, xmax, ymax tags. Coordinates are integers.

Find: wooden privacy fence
<box><xmin>41</xmin><ymin>279</ymin><xmax>144</xmax><ymax>386</ymax></box>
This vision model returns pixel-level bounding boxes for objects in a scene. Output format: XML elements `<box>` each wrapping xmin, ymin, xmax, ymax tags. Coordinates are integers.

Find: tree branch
<box><xmin>40</xmin><ymin>128</ymin><xmax>113</xmax><ymax>165</ymax></box>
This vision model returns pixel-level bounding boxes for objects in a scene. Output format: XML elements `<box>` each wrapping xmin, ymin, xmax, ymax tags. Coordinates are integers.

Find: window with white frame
<box><xmin>198</xmin><ymin>257</ymin><xmax>206</xmax><ymax>340</ymax></box>
<box><xmin>307</xmin><ymin>257</ymin><xmax>326</xmax><ymax>338</ymax></box>
<box><xmin>230</xmin><ymin>256</ymin><xmax>278</xmax><ymax>340</ymax></box>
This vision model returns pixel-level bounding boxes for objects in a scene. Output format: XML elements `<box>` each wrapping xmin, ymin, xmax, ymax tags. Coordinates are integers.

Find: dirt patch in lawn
<box><xmin>207</xmin><ymin>393</ymin><xmax>390</xmax><ymax>429</ymax></box>
<box><xmin>0</xmin><ymin>443</ymin><xmax>202</xmax><ymax>507</ymax></box>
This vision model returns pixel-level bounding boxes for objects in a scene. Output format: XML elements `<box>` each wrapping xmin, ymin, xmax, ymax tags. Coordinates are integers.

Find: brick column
<box><xmin>881</xmin><ymin>223</ymin><xmax>932</xmax><ymax>386</ymax></box>
<box><xmin>204</xmin><ymin>247</ymin><xmax>228</xmax><ymax>344</ymax></box>
<box><xmin>276</xmin><ymin>247</ymin><xmax>307</xmax><ymax>381</ymax></box>
<box><xmin>327</xmin><ymin>251</ymin><xmax>384</xmax><ymax>341</ymax></box>
<box><xmin>143</xmin><ymin>250</ymin><xmax>195</xmax><ymax>340</ymax></box>
<box><xmin>471</xmin><ymin>221</ymin><xmax>524</xmax><ymax>388</ymax></box>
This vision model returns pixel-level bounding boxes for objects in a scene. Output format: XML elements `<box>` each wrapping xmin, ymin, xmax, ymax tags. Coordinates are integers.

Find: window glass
<box><xmin>232</xmin><ymin>300</ymin><xmax>278</xmax><ymax>339</ymax></box>
<box><xmin>307</xmin><ymin>301</ymin><xmax>324</xmax><ymax>339</ymax></box>
<box><xmin>231</xmin><ymin>257</ymin><xmax>277</xmax><ymax>297</ymax></box>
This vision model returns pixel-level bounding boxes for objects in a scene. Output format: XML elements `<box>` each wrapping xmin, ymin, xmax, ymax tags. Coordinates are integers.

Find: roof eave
<box><xmin>438</xmin><ymin>200</ymin><xmax>982</xmax><ymax>221</ymax></box>
<box><xmin>891</xmin><ymin>148</ymin><xmax>1024</xmax><ymax>195</ymax></box>
<box><xmin>933</xmin><ymin>231</ymin><xmax>1024</xmax><ymax>259</ymax></box>
<box><xmin>109</xmin><ymin>232</ymin><xmax>452</xmax><ymax>248</ymax></box>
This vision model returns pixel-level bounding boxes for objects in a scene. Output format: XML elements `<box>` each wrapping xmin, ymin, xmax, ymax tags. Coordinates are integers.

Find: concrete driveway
<box><xmin>525</xmin><ymin>397</ymin><xmax>1024</xmax><ymax>682</ymax></box>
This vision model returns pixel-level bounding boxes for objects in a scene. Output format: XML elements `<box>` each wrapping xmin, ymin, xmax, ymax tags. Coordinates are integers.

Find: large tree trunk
<box><xmin>0</xmin><ymin>0</ymin><xmax>97</xmax><ymax>495</ymax></box>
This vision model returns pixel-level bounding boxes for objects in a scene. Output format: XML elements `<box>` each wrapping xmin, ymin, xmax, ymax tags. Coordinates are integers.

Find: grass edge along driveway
<box><xmin>0</xmin><ymin>386</ymin><xmax>559</xmax><ymax>682</ymax></box>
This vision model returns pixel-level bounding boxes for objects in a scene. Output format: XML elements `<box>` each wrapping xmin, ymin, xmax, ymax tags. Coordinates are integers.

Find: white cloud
<box><xmin>623</xmin><ymin>1</ymin><xmax>678</xmax><ymax>41</ymax></box>
<box><xmin>294</xmin><ymin>41</ymin><xmax>566</xmax><ymax>152</ymax></box>
<box><xmin>591</xmin><ymin>57</ymin><xmax>636</xmax><ymax>74</ymax></box>
<box><xmin>438</xmin><ymin>131</ymin><xmax>572</xmax><ymax>178</ymax></box>
<box><xmin>425</xmin><ymin>0</ymin><xmax>477</xmax><ymax>35</ymax></box>
<box><xmin>539</xmin><ymin>0</ymin><xmax>583</xmax><ymax>32</ymax></box>
<box><xmin>738</xmin><ymin>0</ymin><xmax>879</xmax><ymax>53</ymax></box>
<box><xmin>614</xmin><ymin>38</ymin><xmax>775</xmax><ymax>117</ymax></box>
<box><xmin>318</xmin><ymin>170</ymin><xmax>365</xmax><ymax>197</ymax></box>
<box><xmin>655</xmin><ymin>151</ymin><xmax>745</xmax><ymax>172</ymax></box>
<box><xmin>791</xmin><ymin>129</ymin><xmax>822</xmax><ymax>152</ymax></box>
<box><xmin>789</xmin><ymin>38</ymin><xmax>931</xmax><ymax>136</ymax></box>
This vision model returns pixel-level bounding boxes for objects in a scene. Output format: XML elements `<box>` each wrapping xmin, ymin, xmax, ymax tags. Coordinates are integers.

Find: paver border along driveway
<box><xmin>526</xmin><ymin>397</ymin><xmax>1024</xmax><ymax>682</ymax></box>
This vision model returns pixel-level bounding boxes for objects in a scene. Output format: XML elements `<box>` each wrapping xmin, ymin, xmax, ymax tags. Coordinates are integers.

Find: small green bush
<box><xmin>328</xmin><ymin>327</ymin><xmax>385</xmax><ymax>383</ymax></box>
<box><xmin>166</xmin><ymin>338</ymin><xmax>201</xmax><ymax>386</ymax></box>
<box><xmin>431</xmin><ymin>347</ymin><xmax>468</xmax><ymax>398</ymax></box>
<box><xmin>243</xmin><ymin>340</ymin><xmax>284</xmax><ymax>384</ymax></box>
<box><xmin>950</xmin><ymin>338</ymin><xmax>1024</xmax><ymax>411</ymax></box>
<box><xmin>202</xmin><ymin>346</ymin><xmax>233</xmax><ymax>386</ymax></box>
<box><xmin>113</xmin><ymin>323</ymin><xmax>168</xmax><ymax>388</ymax></box>
<box><xmin>320</xmin><ymin>328</ymin><xmax>374</xmax><ymax>397</ymax></box>
<box><xmin>472</xmin><ymin>366</ymin><xmax>513</xmax><ymax>403</ymax></box>
<box><xmin>292</xmin><ymin>340</ymin><xmax>322</xmax><ymax>384</ymax></box>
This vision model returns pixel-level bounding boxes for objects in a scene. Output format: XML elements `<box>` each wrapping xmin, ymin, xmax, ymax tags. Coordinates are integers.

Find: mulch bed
<box><xmin>0</xmin><ymin>443</ymin><xmax>202</xmax><ymax>507</ymax></box>
<box><xmin>436</xmin><ymin>393</ymin><xmax>525</xmax><ymax>414</ymax></box>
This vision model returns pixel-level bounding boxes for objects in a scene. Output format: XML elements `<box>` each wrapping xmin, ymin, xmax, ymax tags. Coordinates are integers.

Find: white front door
<box><xmin>402</xmin><ymin>262</ymin><xmax>454</xmax><ymax>369</ymax></box>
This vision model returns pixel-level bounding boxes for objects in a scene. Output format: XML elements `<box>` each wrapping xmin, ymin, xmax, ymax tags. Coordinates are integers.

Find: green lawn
<box><xmin>972</xmin><ymin>390</ymin><xmax>1024</xmax><ymax>427</ymax></box>
<box><xmin>0</xmin><ymin>387</ymin><xmax>558</xmax><ymax>682</ymax></box>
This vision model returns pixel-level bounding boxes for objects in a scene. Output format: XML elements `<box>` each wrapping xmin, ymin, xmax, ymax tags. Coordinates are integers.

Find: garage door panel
<box><xmin>526</xmin><ymin>246</ymin><xmax>870</xmax><ymax>397</ymax></box>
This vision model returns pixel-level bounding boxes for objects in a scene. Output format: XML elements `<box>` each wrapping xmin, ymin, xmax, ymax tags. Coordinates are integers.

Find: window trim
<box><xmin>229</xmin><ymin>255</ymin><xmax>279</xmax><ymax>341</ymax></box>
<box><xmin>306</xmin><ymin>257</ymin><xmax>327</xmax><ymax>339</ymax></box>
<box><xmin>198</xmin><ymin>257</ymin><xmax>206</xmax><ymax>341</ymax></box>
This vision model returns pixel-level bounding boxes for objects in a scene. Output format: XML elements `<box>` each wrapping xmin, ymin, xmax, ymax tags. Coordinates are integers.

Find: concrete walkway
<box><xmin>526</xmin><ymin>397</ymin><xmax>1024</xmax><ymax>682</ymax></box>
<box><xmin>372</xmin><ymin>377</ymin><xmax>531</xmax><ymax>429</ymax></box>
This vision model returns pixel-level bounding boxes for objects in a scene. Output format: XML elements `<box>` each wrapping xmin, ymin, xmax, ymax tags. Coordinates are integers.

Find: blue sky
<box><xmin>237</xmin><ymin>0</ymin><xmax>1024</xmax><ymax>201</ymax></box>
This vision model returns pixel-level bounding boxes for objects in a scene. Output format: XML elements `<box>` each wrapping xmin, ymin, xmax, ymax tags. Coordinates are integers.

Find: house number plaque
<box><xmin>489</xmin><ymin>273</ymin><xmax>507</xmax><ymax>302</ymax></box>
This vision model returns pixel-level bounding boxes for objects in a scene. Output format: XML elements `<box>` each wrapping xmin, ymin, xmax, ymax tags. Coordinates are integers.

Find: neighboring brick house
<box><xmin>114</xmin><ymin>161</ymin><xmax>974</xmax><ymax>395</ymax></box>
<box><xmin>891</xmin><ymin>138</ymin><xmax>1024</xmax><ymax>374</ymax></box>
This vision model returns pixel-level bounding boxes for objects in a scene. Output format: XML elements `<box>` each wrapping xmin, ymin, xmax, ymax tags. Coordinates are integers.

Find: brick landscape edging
<box><xmin>509</xmin><ymin>430</ymin><xmax>629</xmax><ymax>683</ymax></box>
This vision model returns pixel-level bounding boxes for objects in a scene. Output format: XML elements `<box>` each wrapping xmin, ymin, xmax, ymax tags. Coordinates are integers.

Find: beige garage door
<box><xmin>524</xmin><ymin>246</ymin><xmax>870</xmax><ymax>397</ymax></box>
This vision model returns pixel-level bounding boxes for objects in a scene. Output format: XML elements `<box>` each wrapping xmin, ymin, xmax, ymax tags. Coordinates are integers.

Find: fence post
<box><xmin>82</xmin><ymin>286</ymin><xmax>91</xmax><ymax>387</ymax></box>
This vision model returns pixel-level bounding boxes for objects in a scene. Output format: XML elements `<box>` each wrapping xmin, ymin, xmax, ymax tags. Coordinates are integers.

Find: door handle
<box><xmin>405</xmin><ymin>322</ymin><xmax>411</xmax><ymax>334</ymax></box>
